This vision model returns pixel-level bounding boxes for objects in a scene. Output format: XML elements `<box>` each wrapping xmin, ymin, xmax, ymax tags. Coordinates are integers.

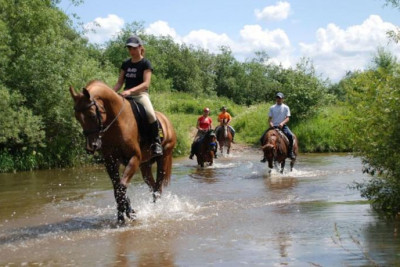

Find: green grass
<box><xmin>293</xmin><ymin>105</ymin><xmax>354</xmax><ymax>152</ymax></box>
<box><xmin>153</xmin><ymin>92</ymin><xmax>354</xmax><ymax>154</ymax></box>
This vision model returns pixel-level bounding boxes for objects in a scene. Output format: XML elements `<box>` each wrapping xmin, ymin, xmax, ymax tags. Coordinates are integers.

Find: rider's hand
<box><xmin>120</xmin><ymin>91</ymin><xmax>131</xmax><ymax>97</ymax></box>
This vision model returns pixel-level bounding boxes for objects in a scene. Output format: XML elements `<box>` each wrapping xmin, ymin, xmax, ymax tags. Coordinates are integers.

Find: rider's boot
<box><xmin>288</xmin><ymin>143</ymin><xmax>295</xmax><ymax>159</ymax></box>
<box><xmin>150</xmin><ymin>122</ymin><xmax>163</xmax><ymax>158</ymax></box>
<box><xmin>260</xmin><ymin>157</ymin><xmax>267</xmax><ymax>163</ymax></box>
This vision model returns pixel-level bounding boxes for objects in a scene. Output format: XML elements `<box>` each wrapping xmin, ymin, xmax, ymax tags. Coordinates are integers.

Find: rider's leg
<box><xmin>189</xmin><ymin>142</ymin><xmax>195</xmax><ymax>159</ymax></box>
<box><xmin>134</xmin><ymin>93</ymin><xmax>163</xmax><ymax>157</ymax></box>
<box><xmin>229</xmin><ymin>126</ymin><xmax>235</xmax><ymax>143</ymax></box>
<box><xmin>282</xmin><ymin>125</ymin><xmax>295</xmax><ymax>159</ymax></box>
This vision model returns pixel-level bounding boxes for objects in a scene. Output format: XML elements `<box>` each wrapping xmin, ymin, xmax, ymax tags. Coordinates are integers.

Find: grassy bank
<box><xmin>154</xmin><ymin>92</ymin><xmax>354</xmax><ymax>156</ymax></box>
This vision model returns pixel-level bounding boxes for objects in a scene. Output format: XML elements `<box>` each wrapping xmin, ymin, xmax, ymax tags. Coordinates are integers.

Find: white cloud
<box><xmin>237</xmin><ymin>25</ymin><xmax>290</xmax><ymax>55</ymax></box>
<box><xmin>144</xmin><ymin>21</ymin><xmax>292</xmax><ymax>65</ymax></box>
<box><xmin>182</xmin><ymin>30</ymin><xmax>233</xmax><ymax>53</ymax></box>
<box><xmin>300</xmin><ymin>15</ymin><xmax>400</xmax><ymax>81</ymax></box>
<box><xmin>145</xmin><ymin>20</ymin><xmax>179</xmax><ymax>39</ymax></box>
<box><xmin>83</xmin><ymin>14</ymin><xmax>124</xmax><ymax>44</ymax></box>
<box><xmin>255</xmin><ymin>1</ymin><xmax>291</xmax><ymax>22</ymax></box>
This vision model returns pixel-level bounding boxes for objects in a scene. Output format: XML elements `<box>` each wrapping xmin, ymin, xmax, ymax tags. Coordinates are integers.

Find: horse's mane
<box><xmin>85</xmin><ymin>80</ymin><xmax>116</xmax><ymax>98</ymax></box>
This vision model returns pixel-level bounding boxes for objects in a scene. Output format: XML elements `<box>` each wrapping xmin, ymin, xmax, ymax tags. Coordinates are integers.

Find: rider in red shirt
<box><xmin>215</xmin><ymin>106</ymin><xmax>235</xmax><ymax>143</ymax></box>
<box><xmin>189</xmin><ymin>107</ymin><xmax>213</xmax><ymax>159</ymax></box>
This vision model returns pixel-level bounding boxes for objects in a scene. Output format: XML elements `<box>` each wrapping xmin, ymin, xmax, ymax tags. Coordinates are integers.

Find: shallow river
<box><xmin>1</xmin><ymin>146</ymin><xmax>399</xmax><ymax>266</ymax></box>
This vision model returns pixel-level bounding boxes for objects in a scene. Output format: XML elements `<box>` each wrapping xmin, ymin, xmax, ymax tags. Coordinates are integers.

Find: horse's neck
<box><xmin>95</xmin><ymin>87</ymin><xmax>123</xmax><ymax>114</ymax></box>
<box><xmin>223</xmin><ymin>125</ymin><xmax>228</xmax><ymax>137</ymax></box>
<box><xmin>271</xmin><ymin>131</ymin><xmax>287</xmax><ymax>154</ymax></box>
<box><xmin>91</xmin><ymin>85</ymin><xmax>130</xmax><ymax>124</ymax></box>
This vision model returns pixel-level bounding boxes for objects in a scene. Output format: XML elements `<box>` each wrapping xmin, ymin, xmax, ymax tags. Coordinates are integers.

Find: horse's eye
<box><xmin>86</xmin><ymin>113</ymin><xmax>97</xmax><ymax>120</ymax></box>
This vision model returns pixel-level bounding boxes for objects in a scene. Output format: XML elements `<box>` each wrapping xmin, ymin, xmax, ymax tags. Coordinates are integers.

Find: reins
<box><xmin>75</xmin><ymin>95</ymin><xmax>126</xmax><ymax>137</ymax></box>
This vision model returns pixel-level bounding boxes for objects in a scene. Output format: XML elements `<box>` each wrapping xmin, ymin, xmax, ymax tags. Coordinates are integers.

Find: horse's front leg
<box><xmin>105</xmin><ymin>158</ymin><xmax>129</xmax><ymax>223</ymax></box>
<box><xmin>115</xmin><ymin>154</ymin><xmax>140</xmax><ymax>223</ymax></box>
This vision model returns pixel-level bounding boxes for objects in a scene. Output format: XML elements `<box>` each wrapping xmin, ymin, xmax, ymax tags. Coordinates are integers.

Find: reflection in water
<box><xmin>277</xmin><ymin>231</ymin><xmax>292</xmax><ymax>263</ymax></box>
<box><xmin>264</xmin><ymin>175</ymin><xmax>298</xmax><ymax>191</ymax></box>
<box><xmin>113</xmin><ymin>228</ymin><xmax>176</xmax><ymax>267</ymax></box>
<box><xmin>360</xmin><ymin>218</ymin><xmax>400</xmax><ymax>266</ymax></box>
<box><xmin>189</xmin><ymin>167</ymin><xmax>218</xmax><ymax>184</ymax></box>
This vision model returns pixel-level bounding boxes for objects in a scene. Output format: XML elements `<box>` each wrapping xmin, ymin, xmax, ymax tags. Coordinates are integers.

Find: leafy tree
<box><xmin>382</xmin><ymin>0</ymin><xmax>400</xmax><ymax>42</ymax></box>
<box><xmin>344</xmin><ymin>49</ymin><xmax>400</xmax><ymax>215</ymax></box>
<box><xmin>0</xmin><ymin>0</ymin><xmax>115</xmax><ymax>170</ymax></box>
<box><xmin>0</xmin><ymin>84</ymin><xmax>44</xmax><ymax>149</ymax></box>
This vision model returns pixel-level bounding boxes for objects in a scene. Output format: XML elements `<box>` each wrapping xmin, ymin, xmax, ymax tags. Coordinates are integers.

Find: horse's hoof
<box><xmin>153</xmin><ymin>192</ymin><xmax>161</xmax><ymax>203</ymax></box>
<box><xmin>126</xmin><ymin>210</ymin><xmax>136</xmax><ymax>220</ymax></box>
<box><xmin>117</xmin><ymin>212</ymin><xmax>125</xmax><ymax>224</ymax></box>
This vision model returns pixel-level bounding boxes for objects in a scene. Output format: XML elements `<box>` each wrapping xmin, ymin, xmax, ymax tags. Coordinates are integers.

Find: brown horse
<box><xmin>261</xmin><ymin>128</ymin><xmax>298</xmax><ymax>173</ymax></box>
<box><xmin>69</xmin><ymin>80</ymin><xmax>176</xmax><ymax>223</ymax></box>
<box><xmin>193</xmin><ymin>130</ymin><xmax>217</xmax><ymax>167</ymax></box>
<box><xmin>216</xmin><ymin>119</ymin><xmax>232</xmax><ymax>155</ymax></box>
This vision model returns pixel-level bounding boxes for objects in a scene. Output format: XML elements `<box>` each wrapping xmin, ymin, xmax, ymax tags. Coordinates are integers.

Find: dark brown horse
<box><xmin>261</xmin><ymin>128</ymin><xmax>298</xmax><ymax>173</ymax></box>
<box><xmin>193</xmin><ymin>130</ymin><xmax>217</xmax><ymax>167</ymax></box>
<box><xmin>216</xmin><ymin>119</ymin><xmax>232</xmax><ymax>155</ymax></box>
<box><xmin>70</xmin><ymin>80</ymin><xmax>176</xmax><ymax>223</ymax></box>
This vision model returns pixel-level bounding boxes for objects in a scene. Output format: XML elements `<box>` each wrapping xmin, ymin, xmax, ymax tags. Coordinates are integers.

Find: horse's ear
<box><xmin>82</xmin><ymin>87</ymin><xmax>90</xmax><ymax>99</ymax></box>
<box><xmin>69</xmin><ymin>86</ymin><xmax>78</xmax><ymax>101</ymax></box>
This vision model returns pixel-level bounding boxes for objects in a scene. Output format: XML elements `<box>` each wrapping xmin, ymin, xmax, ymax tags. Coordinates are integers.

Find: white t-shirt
<box><xmin>268</xmin><ymin>103</ymin><xmax>291</xmax><ymax>126</ymax></box>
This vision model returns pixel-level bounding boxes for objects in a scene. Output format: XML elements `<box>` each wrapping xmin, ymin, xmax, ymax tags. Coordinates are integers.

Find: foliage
<box><xmin>343</xmin><ymin>49</ymin><xmax>400</xmax><ymax>215</ymax></box>
<box><xmin>232</xmin><ymin>103</ymin><xmax>271</xmax><ymax>145</ymax></box>
<box><xmin>293</xmin><ymin>105</ymin><xmax>353</xmax><ymax>152</ymax></box>
<box><xmin>0</xmin><ymin>84</ymin><xmax>44</xmax><ymax>149</ymax></box>
<box><xmin>0</xmin><ymin>0</ymin><xmax>114</xmax><ymax>171</ymax></box>
<box><xmin>382</xmin><ymin>0</ymin><xmax>400</xmax><ymax>43</ymax></box>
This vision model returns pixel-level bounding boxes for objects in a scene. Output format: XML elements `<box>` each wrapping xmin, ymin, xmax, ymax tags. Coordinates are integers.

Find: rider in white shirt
<box><xmin>262</xmin><ymin>92</ymin><xmax>295</xmax><ymax>160</ymax></box>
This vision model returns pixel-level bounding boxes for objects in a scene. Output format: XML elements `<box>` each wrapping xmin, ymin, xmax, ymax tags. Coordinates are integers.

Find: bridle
<box><xmin>74</xmin><ymin>95</ymin><xmax>125</xmax><ymax>138</ymax></box>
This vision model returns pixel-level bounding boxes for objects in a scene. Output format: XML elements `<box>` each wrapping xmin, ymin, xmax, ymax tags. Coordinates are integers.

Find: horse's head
<box><xmin>205</xmin><ymin>130</ymin><xmax>217</xmax><ymax>150</ymax></box>
<box><xmin>261</xmin><ymin>131</ymin><xmax>278</xmax><ymax>168</ymax></box>
<box><xmin>70</xmin><ymin>86</ymin><xmax>106</xmax><ymax>153</ymax></box>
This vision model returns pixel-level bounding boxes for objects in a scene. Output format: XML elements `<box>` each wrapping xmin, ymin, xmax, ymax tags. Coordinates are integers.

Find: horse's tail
<box><xmin>155</xmin><ymin>111</ymin><xmax>176</xmax><ymax>187</ymax></box>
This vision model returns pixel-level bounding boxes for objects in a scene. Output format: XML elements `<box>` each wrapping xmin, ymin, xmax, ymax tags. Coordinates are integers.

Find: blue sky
<box><xmin>58</xmin><ymin>0</ymin><xmax>400</xmax><ymax>81</ymax></box>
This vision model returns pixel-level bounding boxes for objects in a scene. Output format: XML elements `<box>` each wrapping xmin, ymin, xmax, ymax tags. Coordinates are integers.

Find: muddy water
<box><xmin>1</xmin><ymin>147</ymin><xmax>399</xmax><ymax>266</ymax></box>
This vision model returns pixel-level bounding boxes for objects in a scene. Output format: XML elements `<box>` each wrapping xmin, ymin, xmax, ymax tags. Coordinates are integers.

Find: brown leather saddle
<box><xmin>125</xmin><ymin>97</ymin><xmax>163</xmax><ymax>143</ymax></box>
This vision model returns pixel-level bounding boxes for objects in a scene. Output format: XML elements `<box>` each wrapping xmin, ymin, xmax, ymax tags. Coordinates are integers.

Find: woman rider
<box><xmin>113</xmin><ymin>35</ymin><xmax>163</xmax><ymax>158</ymax></box>
<box><xmin>189</xmin><ymin>107</ymin><xmax>213</xmax><ymax>159</ymax></box>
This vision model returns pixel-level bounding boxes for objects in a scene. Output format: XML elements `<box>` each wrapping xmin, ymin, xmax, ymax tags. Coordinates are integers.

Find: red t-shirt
<box><xmin>198</xmin><ymin>116</ymin><xmax>212</xmax><ymax>131</ymax></box>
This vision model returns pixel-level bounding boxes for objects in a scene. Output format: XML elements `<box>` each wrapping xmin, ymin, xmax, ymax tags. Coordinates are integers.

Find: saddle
<box><xmin>125</xmin><ymin>97</ymin><xmax>164</xmax><ymax>143</ymax></box>
<box><xmin>274</xmin><ymin>128</ymin><xmax>289</xmax><ymax>144</ymax></box>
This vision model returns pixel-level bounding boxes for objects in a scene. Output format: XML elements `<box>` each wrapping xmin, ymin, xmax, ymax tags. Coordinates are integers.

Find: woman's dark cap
<box><xmin>125</xmin><ymin>35</ymin><xmax>143</xmax><ymax>47</ymax></box>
